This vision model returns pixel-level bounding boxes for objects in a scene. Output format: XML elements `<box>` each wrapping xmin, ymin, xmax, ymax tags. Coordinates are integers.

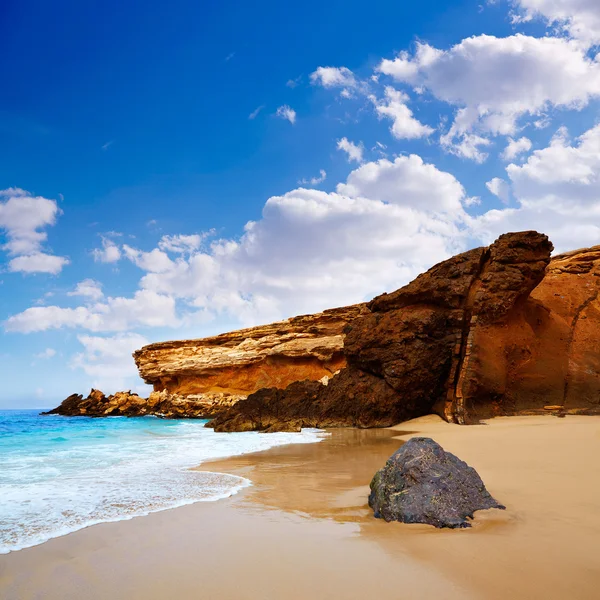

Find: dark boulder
<box><xmin>369</xmin><ymin>437</ymin><xmax>505</xmax><ymax>528</ymax></box>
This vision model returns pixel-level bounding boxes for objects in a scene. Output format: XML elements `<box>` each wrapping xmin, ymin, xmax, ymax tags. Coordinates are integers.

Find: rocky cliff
<box><xmin>46</xmin><ymin>305</ymin><xmax>367</xmax><ymax>419</ymax></box>
<box><xmin>132</xmin><ymin>304</ymin><xmax>367</xmax><ymax>409</ymax></box>
<box><xmin>209</xmin><ymin>232</ymin><xmax>600</xmax><ymax>431</ymax></box>
<box><xmin>46</xmin><ymin>231</ymin><xmax>600</xmax><ymax>427</ymax></box>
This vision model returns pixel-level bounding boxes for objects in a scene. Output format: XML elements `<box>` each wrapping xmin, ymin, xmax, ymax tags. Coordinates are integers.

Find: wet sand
<box><xmin>1</xmin><ymin>415</ymin><xmax>600</xmax><ymax>599</ymax></box>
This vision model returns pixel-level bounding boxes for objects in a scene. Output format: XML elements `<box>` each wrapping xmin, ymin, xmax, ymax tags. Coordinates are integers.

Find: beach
<box><xmin>1</xmin><ymin>414</ymin><xmax>600</xmax><ymax>599</ymax></box>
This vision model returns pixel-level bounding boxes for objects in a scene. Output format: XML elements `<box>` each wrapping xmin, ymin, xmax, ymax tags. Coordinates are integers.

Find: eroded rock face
<box><xmin>369</xmin><ymin>438</ymin><xmax>505</xmax><ymax>528</ymax></box>
<box><xmin>47</xmin><ymin>231</ymin><xmax>600</xmax><ymax>427</ymax></box>
<box><xmin>458</xmin><ymin>244</ymin><xmax>600</xmax><ymax>420</ymax></box>
<box><xmin>133</xmin><ymin>305</ymin><xmax>368</xmax><ymax>407</ymax></box>
<box><xmin>210</xmin><ymin>231</ymin><xmax>559</xmax><ymax>431</ymax></box>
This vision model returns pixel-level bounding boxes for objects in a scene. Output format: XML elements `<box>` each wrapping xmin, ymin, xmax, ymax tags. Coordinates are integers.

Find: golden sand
<box><xmin>1</xmin><ymin>415</ymin><xmax>600</xmax><ymax>599</ymax></box>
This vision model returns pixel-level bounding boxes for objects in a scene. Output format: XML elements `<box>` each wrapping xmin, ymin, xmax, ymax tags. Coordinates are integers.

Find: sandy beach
<box><xmin>1</xmin><ymin>414</ymin><xmax>600</xmax><ymax>599</ymax></box>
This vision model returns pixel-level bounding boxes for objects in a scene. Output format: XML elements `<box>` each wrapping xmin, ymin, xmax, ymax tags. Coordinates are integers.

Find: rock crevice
<box><xmin>46</xmin><ymin>231</ymin><xmax>600</xmax><ymax>427</ymax></box>
<box><xmin>210</xmin><ymin>231</ymin><xmax>593</xmax><ymax>432</ymax></box>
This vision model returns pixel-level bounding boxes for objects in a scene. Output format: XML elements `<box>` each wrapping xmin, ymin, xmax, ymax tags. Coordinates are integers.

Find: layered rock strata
<box><xmin>46</xmin><ymin>305</ymin><xmax>367</xmax><ymax>419</ymax></box>
<box><xmin>133</xmin><ymin>305</ymin><xmax>368</xmax><ymax>411</ymax></box>
<box><xmin>209</xmin><ymin>232</ymin><xmax>600</xmax><ymax>432</ymax></box>
<box><xmin>46</xmin><ymin>231</ymin><xmax>600</xmax><ymax>428</ymax></box>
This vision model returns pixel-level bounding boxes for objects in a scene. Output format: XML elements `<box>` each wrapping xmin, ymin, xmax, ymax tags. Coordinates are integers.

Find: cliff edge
<box><xmin>209</xmin><ymin>232</ymin><xmax>600</xmax><ymax>431</ymax></box>
<box><xmin>46</xmin><ymin>230</ymin><xmax>600</xmax><ymax>427</ymax></box>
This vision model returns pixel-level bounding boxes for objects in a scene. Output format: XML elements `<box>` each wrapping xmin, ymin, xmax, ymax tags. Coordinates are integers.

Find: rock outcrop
<box><xmin>369</xmin><ymin>438</ymin><xmax>505</xmax><ymax>528</ymax></box>
<box><xmin>46</xmin><ymin>231</ymin><xmax>600</xmax><ymax>427</ymax></box>
<box><xmin>133</xmin><ymin>305</ymin><xmax>367</xmax><ymax>413</ymax></box>
<box><xmin>43</xmin><ymin>388</ymin><xmax>242</xmax><ymax>418</ymax></box>
<box><xmin>209</xmin><ymin>231</ymin><xmax>600</xmax><ymax>432</ymax></box>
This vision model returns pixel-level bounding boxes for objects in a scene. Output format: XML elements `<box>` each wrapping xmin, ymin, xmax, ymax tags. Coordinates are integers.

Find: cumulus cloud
<box><xmin>5</xmin><ymin>290</ymin><xmax>178</xmax><ymax>333</ymax></box>
<box><xmin>373</xmin><ymin>87</ymin><xmax>434</xmax><ymax>139</ymax></box>
<box><xmin>117</xmin><ymin>155</ymin><xmax>470</xmax><ymax>326</ymax></box>
<box><xmin>501</xmin><ymin>136</ymin><xmax>532</xmax><ymax>161</ymax></box>
<box><xmin>441</xmin><ymin>130</ymin><xmax>492</xmax><ymax>163</ymax></box>
<box><xmin>8</xmin><ymin>253</ymin><xmax>69</xmax><ymax>275</ymax></box>
<box><xmin>513</xmin><ymin>0</ymin><xmax>600</xmax><ymax>47</ymax></box>
<box><xmin>35</xmin><ymin>348</ymin><xmax>56</xmax><ymax>360</ymax></box>
<box><xmin>310</xmin><ymin>66</ymin><xmax>357</xmax><ymax>89</ymax></box>
<box><xmin>68</xmin><ymin>279</ymin><xmax>104</xmax><ymax>301</ymax></box>
<box><xmin>6</xmin><ymin>152</ymin><xmax>473</xmax><ymax>333</ymax></box>
<box><xmin>486</xmin><ymin>177</ymin><xmax>511</xmax><ymax>204</ymax></box>
<box><xmin>92</xmin><ymin>237</ymin><xmax>121</xmax><ymax>263</ymax></box>
<box><xmin>122</xmin><ymin>245</ymin><xmax>175</xmax><ymax>273</ymax></box>
<box><xmin>337</xmin><ymin>137</ymin><xmax>364</xmax><ymax>163</ymax></box>
<box><xmin>0</xmin><ymin>188</ymin><xmax>69</xmax><ymax>274</ymax></box>
<box><xmin>275</xmin><ymin>105</ymin><xmax>297</xmax><ymax>124</ymax></box>
<box><xmin>337</xmin><ymin>155</ymin><xmax>466</xmax><ymax>213</ymax></box>
<box><xmin>472</xmin><ymin>123</ymin><xmax>600</xmax><ymax>251</ymax></box>
<box><xmin>70</xmin><ymin>333</ymin><xmax>151</xmax><ymax>394</ymax></box>
<box><xmin>378</xmin><ymin>35</ymin><xmax>600</xmax><ymax>159</ymax></box>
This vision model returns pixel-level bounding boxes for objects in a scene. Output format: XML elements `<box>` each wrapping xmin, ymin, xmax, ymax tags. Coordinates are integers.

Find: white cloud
<box><xmin>4</xmin><ymin>156</ymin><xmax>466</xmax><ymax>332</ymax></box>
<box><xmin>8</xmin><ymin>253</ymin><xmax>69</xmax><ymax>274</ymax></box>
<box><xmin>128</xmin><ymin>155</ymin><xmax>469</xmax><ymax>325</ymax></box>
<box><xmin>501</xmin><ymin>136</ymin><xmax>532</xmax><ymax>161</ymax></box>
<box><xmin>35</xmin><ymin>348</ymin><xmax>56</xmax><ymax>360</ymax></box>
<box><xmin>310</xmin><ymin>66</ymin><xmax>357</xmax><ymax>89</ymax></box>
<box><xmin>0</xmin><ymin>188</ymin><xmax>59</xmax><ymax>255</ymax></box>
<box><xmin>508</xmin><ymin>125</ymin><xmax>600</xmax><ymax>195</ymax></box>
<box><xmin>68</xmin><ymin>279</ymin><xmax>104</xmax><ymax>301</ymax></box>
<box><xmin>92</xmin><ymin>237</ymin><xmax>121</xmax><ymax>263</ymax></box>
<box><xmin>248</xmin><ymin>105</ymin><xmax>264</xmax><ymax>120</ymax></box>
<box><xmin>373</xmin><ymin>87</ymin><xmax>434</xmax><ymax>139</ymax></box>
<box><xmin>158</xmin><ymin>234</ymin><xmax>207</xmax><ymax>254</ymax></box>
<box><xmin>486</xmin><ymin>177</ymin><xmax>511</xmax><ymax>204</ymax></box>
<box><xmin>472</xmin><ymin>123</ymin><xmax>600</xmax><ymax>251</ymax></box>
<box><xmin>275</xmin><ymin>105</ymin><xmax>297</xmax><ymax>124</ymax></box>
<box><xmin>337</xmin><ymin>137</ymin><xmax>364</xmax><ymax>163</ymax></box>
<box><xmin>298</xmin><ymin>170</ymin><xmax>327</xmax><ymax>186</ymax></box>
<box><xmin>70</xmin><ymin>333</ymin><xmax>151</xmax><ymax>394</ymax></box>
<box><xmin>441</xmin><ymin>128</ymin><xmax>492</xmax><ymax>163</ymax></box>
<box><xmin>0</xmin><ymin>188</ymin><xmax>68</xmax><ymax>274</ymax></box>
<box><xmin>337</xmin><ymin>155</ymin><xmax>466</xmax><ymax>213</ymax></box>
<box><xmin>5</xmin><ymin>290</ymin><xmax>179</xmax><ymax>333</ymax></box>
<box><xmin>10</xmin><ymin>128</ymin><xmax>600</xmax><ymax>338</ymax></box>
<box><xmin>122</xmin><ymin>245</ymin><xmax>175</xmax><ymax>273</ymax></box>
<box><xmin>378</xmin><ymin>35</ymin><xmax>600</xmax><ymax>158</ymax></box>
<box><xmin>513</xmin><ymin>0</ymin><xmax>600</xmax><ymax>47</ymax></box>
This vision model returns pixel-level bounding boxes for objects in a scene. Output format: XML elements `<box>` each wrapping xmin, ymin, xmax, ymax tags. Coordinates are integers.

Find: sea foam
<box><xmin>0</xmin><ymin>410</ymin><xmax>327</xmax><ymax>553</ymax></box>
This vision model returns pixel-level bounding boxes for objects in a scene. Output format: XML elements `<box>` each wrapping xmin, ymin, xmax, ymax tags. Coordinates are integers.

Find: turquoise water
<box><xmin>0</xmin><ymin>410</ymin><xmax>326</xmax><ymax>553</ymax></box>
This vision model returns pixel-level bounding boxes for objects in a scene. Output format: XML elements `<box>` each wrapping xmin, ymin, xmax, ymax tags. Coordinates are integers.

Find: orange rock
<box><xmin>208</xmin><ymin>232</ymin><xmax>600</xmax><ymax>432</ymax></box>
<box><xmin>133</xmin><ymin>305</ymin><xmax>367</xmax><ymax>397</ymax></box>
<box><xmin>46</xmin><ymin>232</ymin><xmax>600</xmax><ymax>427</ymax></box>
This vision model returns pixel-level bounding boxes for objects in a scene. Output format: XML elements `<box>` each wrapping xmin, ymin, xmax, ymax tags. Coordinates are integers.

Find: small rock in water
<box><xmin>369</xmin><ymin>437</ymin><xmax>505</xmax><ymax>528</ymax></box>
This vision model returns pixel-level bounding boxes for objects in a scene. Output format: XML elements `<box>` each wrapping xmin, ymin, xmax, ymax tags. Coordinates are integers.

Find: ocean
<box><xmin>0</xmin><ymin>410</ymin><xmax>326</xmax><ymax>554</ymax></box>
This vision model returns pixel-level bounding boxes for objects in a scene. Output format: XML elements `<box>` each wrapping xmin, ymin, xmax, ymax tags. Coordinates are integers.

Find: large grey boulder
<box><xmin>369</xmin><ymin>437</ymin><xmax>505</xmax><ymax>528</ymax></box>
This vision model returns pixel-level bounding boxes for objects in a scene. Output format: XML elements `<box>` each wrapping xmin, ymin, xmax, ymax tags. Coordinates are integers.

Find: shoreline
<box><xmin>0</xmin><ymin>415</ymin><xmax>327</xmax><ymax>556</ymax></box>
<box><xmin>2</xmin><ymin>414</ymin><xmax>600</xmax><ymax>599</ymax></box>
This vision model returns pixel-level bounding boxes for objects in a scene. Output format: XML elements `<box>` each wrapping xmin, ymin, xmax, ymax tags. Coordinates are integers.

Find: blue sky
<box><xmin>2</xmin><ymin>0</ymin><xmax>600</xmax><ymax>407</ymax></box>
